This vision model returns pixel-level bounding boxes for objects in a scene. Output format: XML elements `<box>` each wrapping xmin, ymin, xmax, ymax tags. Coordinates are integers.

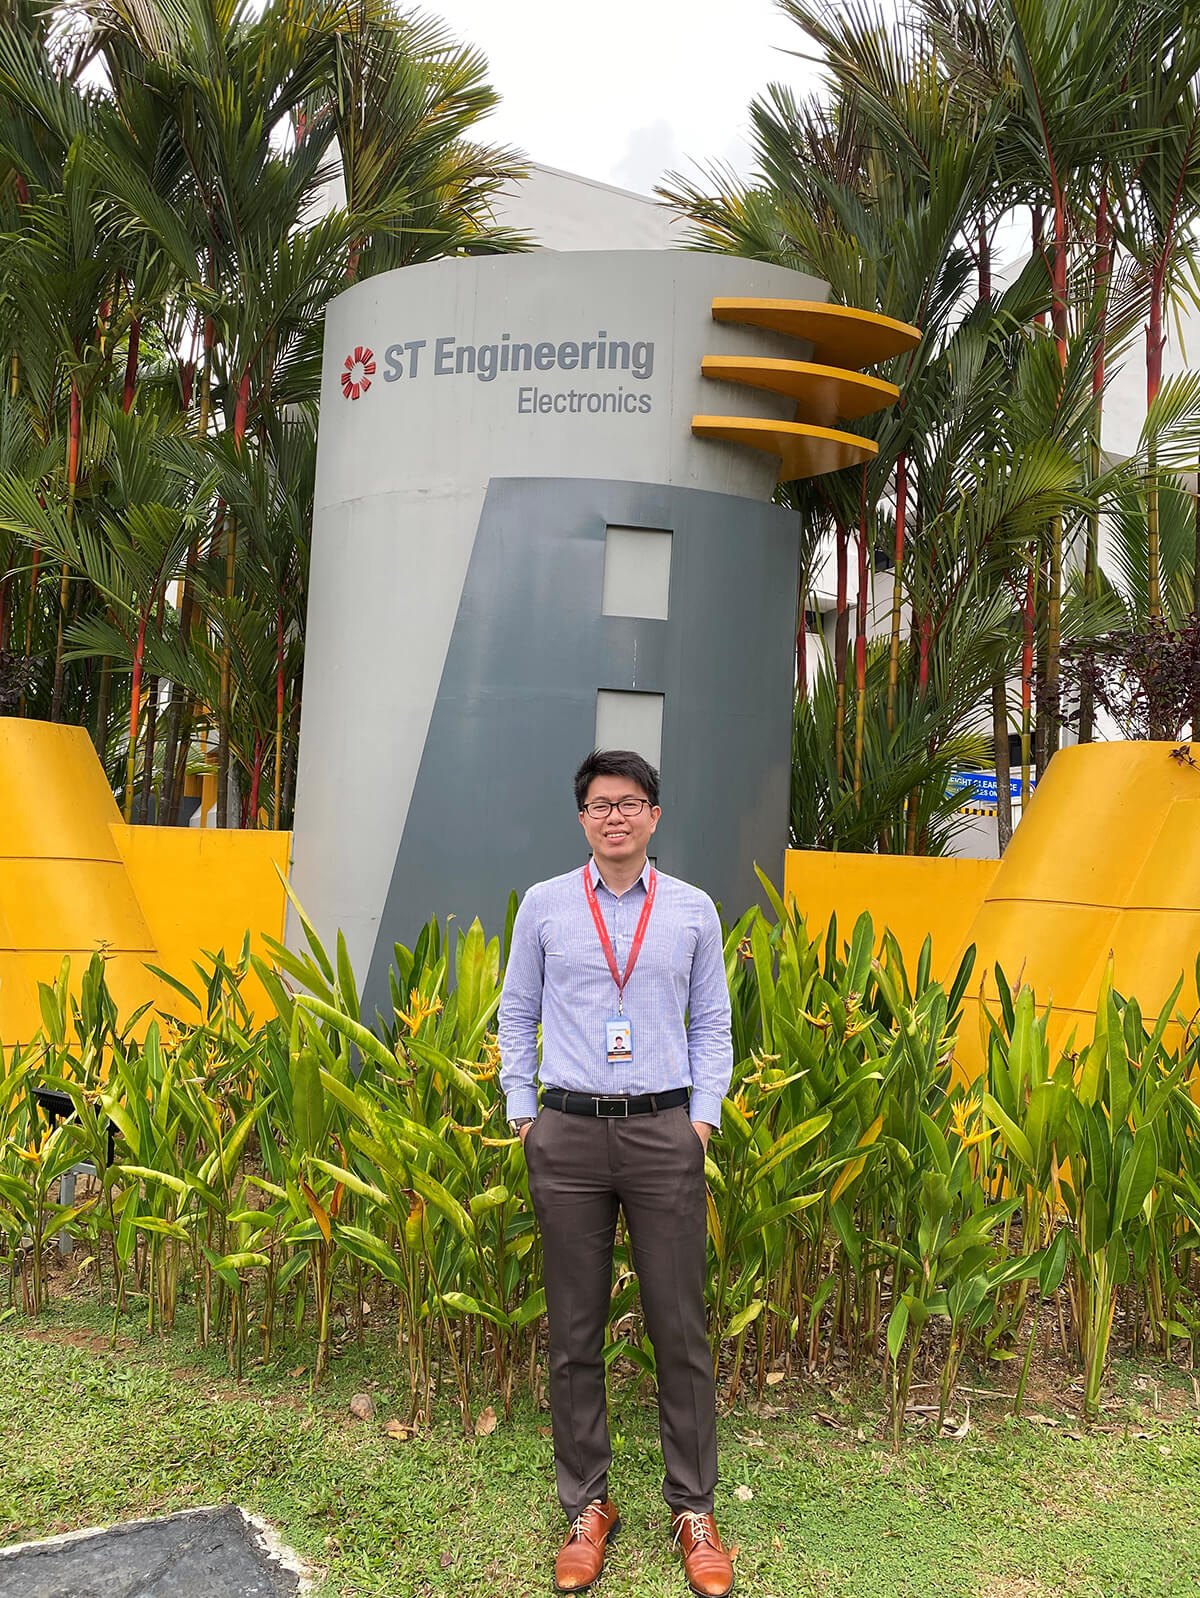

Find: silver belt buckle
<box><xmin>595</xmin><ymin>1095</ymin><xmax>628</xmax><ymax>1118</ymax></box>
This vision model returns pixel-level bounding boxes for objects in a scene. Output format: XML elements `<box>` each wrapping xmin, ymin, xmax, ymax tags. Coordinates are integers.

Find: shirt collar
<box><xmin>588</xmin><ymin>856</ymin><xmax>652</xmax><ymax>895</ymax></box>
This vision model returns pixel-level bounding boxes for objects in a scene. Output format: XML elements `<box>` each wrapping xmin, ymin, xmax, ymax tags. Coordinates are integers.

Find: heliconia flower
<box><xmin>396</xmin><ymin>986</ymin><xmax>444</xmax><ymax>1033</ymax></box>
<box><xmin>949</xmin><ymin>1094</ymin><xmax>989</xmax><ymax>1149</ymax></box>
<box><xmin>341</xmin><ymin>346</ymin><xmax>376</xmax><ymax>400</ymax></box>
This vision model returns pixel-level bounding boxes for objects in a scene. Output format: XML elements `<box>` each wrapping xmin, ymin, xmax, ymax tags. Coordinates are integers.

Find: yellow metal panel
<box><xmin>957</xmin><ymin>901</ymin><xmax>1120</xmax><ymax>1012</ymax></box>
<box><xmin>783</xmin><ymin>851</ymin><xmax>999</xmax><ymax>977</ymax></box>
<box><xmin>0</xmin><ymin>720</ymin><xmax>294</xmax><ymax>1042</ymax></box>
<box><xmin>113</xmin><ymin>824</ymin><xmax>290</xmax><ymax>1024</ymax></box>
<box><xmin>711</xmin><ymin>299</ymin><xmax>921</xmax><ymax>369</ymax></box>
<box><xmin>992</xmin><ymin>742</ymin><xmax>1199</xmax><ymax>908</ymax></box>
<box><xmin>691</xmin><ymin>415</ymin><xmax>877</xmax><ymax>480</ymax></box>
<box><xmin>954</xmin><ymin>997</ymin><xmax>1097</xmax><ymax>1084</ymax></box>
<box><xmin>0</xmin><ymin>951</ymin><xmax>42</xmax><ymax>1042</ymax></box>
<box><xmin>1124</xmin><ymin>801</ymin><xmax>1200</xmax><ymax>909</ymax></box>
<box><xmin>786</xmin><ymin>744</ymin><xmax>1200</xmax><ymax>1083</ymax></box>
<box><xmin>0</xmin><ymin>720</ymin><xmax>122</xmax><ymax>859</ymax></box>
<box><xmin>11</xmin><ymin>950</ymin><xmax>176</xmax><ymax>1048</ymax></box>
<box><xmin>1076</xmin><ymin>908</ymin><xmax>1200</xmax><ymax>1020</ymax></box>
<box><xmin>0</xmin><ymin>859</ymin><xmax>155</xmax><ymax>952</ymax></box>
<box><xmin>699</xmin><ymin>356</ymin><xmax>899</xmax><ymax>424</ymax></box>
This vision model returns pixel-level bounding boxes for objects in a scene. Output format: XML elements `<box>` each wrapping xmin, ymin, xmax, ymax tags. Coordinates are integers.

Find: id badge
<box><xmin>606</xmin><ymin>1017</ymin><xmax>633</xmax><ymax>1066</ymax></box>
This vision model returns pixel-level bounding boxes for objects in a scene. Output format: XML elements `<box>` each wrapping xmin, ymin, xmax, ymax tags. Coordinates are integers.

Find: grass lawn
<box><xmin>1</xmin><ymin>1296</ymin><xmax>1198</xmax><ymax>1598</ymax></box>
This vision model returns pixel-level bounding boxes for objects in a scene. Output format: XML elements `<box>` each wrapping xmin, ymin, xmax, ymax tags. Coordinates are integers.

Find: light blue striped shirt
<box><xmin>497</xmin><ymin>857</ymin><xmax>733</xmax><ymax>1128</ymax></box>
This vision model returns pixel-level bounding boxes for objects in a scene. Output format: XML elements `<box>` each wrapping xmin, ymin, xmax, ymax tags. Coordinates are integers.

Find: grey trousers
<box><xmin>523</xmin><ymin>1101</ymin><xmax>717</xmax><ymax>1521</ymax></box>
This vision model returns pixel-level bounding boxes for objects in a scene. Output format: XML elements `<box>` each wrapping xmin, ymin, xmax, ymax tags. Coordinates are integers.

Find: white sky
<box><xmin>424</xmin><ymin>0</ymin><xmax>822</xmax><ymax>194</ymax></box>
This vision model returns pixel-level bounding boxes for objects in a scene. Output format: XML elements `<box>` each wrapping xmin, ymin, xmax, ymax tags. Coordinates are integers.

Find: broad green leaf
<box><xmin>981</xmin><ymin>1091</ymin><xmax>1035</xmax><ymax>1169</ymax></box>
<box><xmin>117</xmin><ymin>1165</ymin><xmax>189</xmax><ymax>1198</ymax></box>
<box><xmin>212</xmin><ymin>1250</ymin><xmax>270</xmax><ymax>1272</ymax></box>
<box><xmin>1039</xmin><ymin>1228</ymin><xmax>1070</xmax><ymax>1297</ymax></box>
<box><xmin>1082</xmin><ymin>1183</ymin><xmax>1110</xmax><ymax>1252</ymax></box>
<box><xmin>336</xmin><ymin>1224</ymin><xmax>405</xmax><ymax>1284</ymax></box>
<box><xmin>514</xmin><ymin>1289</ymin><xmax>547</xmax><ymax>1329</ymax></box>
<box><xmin>469</xmin><ymin>1185</ymin><xmax>510</xmax><ymax>1216</ymax></box>
<box><xmin>886</xmin><ymin>1298</ymin><xmax>909</xmax><ymax>1362</ymax></box>
<box><xmin>726</xmin><ymin>1299</ymin><xmax>765</xmax><ymax>1339</ymax></box>
<box><xmin>751</xmin><ymin>1110</ymin><xmax>832</xmax><ymax>1185</ymax></box>
<box><xmin>295</xmin><ymin>993</ymin><xmax>397</xmax><ymax>1074</ymax></box>
<box><xmin>409</xmin><ymin>1167</ymin><xmax>471</xmax><ymax>1238</ymax></box>
<box><xmin>291</xmin><ymin>1047</ymin><xmax>325</xmax><ymax>1156</ymax></box>
<box><xmin>920</xmin><ymin>1111</ymin><xmax>952</xmax><ymax>1177</ymax></box>
<box><xmin>309</xmin><ymin>1159</ymin><xmax>386</xmax><ymax>1206</ymax></box>
<box><xmin>1113</xmin><ymin>1126</ymin><xmax>1157</xmax><ymax>1231</ymax></box>
<box><xmin>830</xmin><ymin>1115</ymin><xmax>883</xmax><ymax>1203</ymax></box>
<box><xmin>335</xmin><ymin>930</ymin><xmax>360</xmax><ymax>1024</ymax></box>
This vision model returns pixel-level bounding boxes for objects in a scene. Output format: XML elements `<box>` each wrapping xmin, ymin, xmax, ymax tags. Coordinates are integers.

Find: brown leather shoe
<box><xmin>554</xmin><ymin>1499</ymin><xmax>620</xmax><ymax>1592</ymax></box>
<box><xmin>671</xmin><ymin>1511</ymin><xmax>734</xmax><ymax>1597</ymax></box>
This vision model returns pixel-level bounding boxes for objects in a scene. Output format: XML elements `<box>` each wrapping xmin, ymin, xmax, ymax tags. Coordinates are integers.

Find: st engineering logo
<box><xmin>341</xmin><ymin>346</ymin><xmax>375</xmax><ymax>400</ymax></box>
<box><xmin>338</xmin><ymin>326</ymin><xmax>658</xmax><ymax>417</ymax></box>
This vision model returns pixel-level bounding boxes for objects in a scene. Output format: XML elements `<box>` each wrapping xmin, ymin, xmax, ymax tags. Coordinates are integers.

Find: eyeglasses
<box><xmin>581</xmin><ymin>797</ymin><xmax>652</xmax><ymax>819</ymax></box>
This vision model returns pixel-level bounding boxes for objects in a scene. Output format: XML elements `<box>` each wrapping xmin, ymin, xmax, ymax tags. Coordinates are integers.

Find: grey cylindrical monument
<box><xmin>291</xmin><ymin>250</ymin><xmax>829</xmax><ymax>1013</ymax></box>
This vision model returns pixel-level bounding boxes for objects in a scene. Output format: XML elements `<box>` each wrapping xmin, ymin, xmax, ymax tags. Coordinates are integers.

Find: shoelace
<box><xmin>672</xmin><ymin>1512</ymin><xmax>716</xmax><ymax>1548</ymax></box>
<box><xmin>568</xmin><ymin>1502</ymin><xmax>608</xmax><ymax>1543</ymax></box>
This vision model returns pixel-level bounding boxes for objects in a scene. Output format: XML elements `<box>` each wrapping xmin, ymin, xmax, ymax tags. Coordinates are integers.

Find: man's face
<box><xmin>579</xmin><ymin>774</ymin><xmax>660</xmax><ymax>868</ymax></box>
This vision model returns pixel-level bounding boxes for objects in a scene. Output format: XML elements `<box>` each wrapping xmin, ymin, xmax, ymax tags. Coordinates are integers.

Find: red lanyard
<box><xmin>583</xmin><ymin>862</ymin><xmax>657</xmax><ymax>1014</ymax></box>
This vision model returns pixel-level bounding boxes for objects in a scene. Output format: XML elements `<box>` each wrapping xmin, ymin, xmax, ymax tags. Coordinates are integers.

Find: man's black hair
<box><xmin>574</xmin><ymin>749</ymin><xmax>660</xmax><ymax>810</ymax></box>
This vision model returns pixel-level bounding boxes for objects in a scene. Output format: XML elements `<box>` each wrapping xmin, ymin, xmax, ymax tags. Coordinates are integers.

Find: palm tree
<box><xmin>0</xmin><ymin>0</ymin><xmax>527</xmax><ymax>828</ymax></box>
<box><xmin>0</xmin><ymin>402</ymin><xmax>205</xmax><ymax>817</ymax></box>
<box><xmin>1117</xmin><ymin>24</ymin><xmax>1200</xmax><ymax>643</ymax></box>
<box><xmin>320</xmin><ymin>0</ymin><xmax>529</xmax><ymax>279</ymax></box>
<box><xmin>203</xmin><ymin>415</ymin><xmax>314</xmax><ymax>826</ymax></box>
<box><xmin>663</xmin><ymin>0</ymin><xmax>1200</xmax><ymax>852</ymax></box>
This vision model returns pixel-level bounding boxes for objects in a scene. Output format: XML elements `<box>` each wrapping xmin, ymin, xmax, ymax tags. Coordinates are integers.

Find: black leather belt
<box><xmin>540</xmin><ymin>1086</ymin><xmax>690</xmax><ymax>1118</ymax></box>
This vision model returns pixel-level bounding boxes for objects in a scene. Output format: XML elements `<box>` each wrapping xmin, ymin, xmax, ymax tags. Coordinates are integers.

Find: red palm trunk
<box><xmin>853</xmin><ymin>495</ymin><xmax>869</xmax><ymax>803</ymax></box>
<box><xmin>217</xmin><ymin>354</ymin><xmax>247</xmax><ymax>829</ymax></box>
<box><xmin>1147</xmin><ymin>266</ymin><xmax>1166</xmax><ymax>626</ymax></box>
<box><xmin>233</xmin><ymin>366</ymin><xmax>251</xmax><ymax>445</ymax></box>
<box><xmin>123</xmin><ymin>317</ymin><xmax>140</xmax><ymax>413</ymax></box>
<box><xmin>1080</xmin><ymin>184</ymin><xmax>1113</xmax><ymax>746</ymax></box>
<box><xmin>917</xmin><ymin>613</ymin><xmax>931</xmax><ymax>696</ymax></box>
<box><xmin>834</xmin><ymin>520</ymin><xmax>849</xmax><ymax>783</ymax></box>
<box><xmin>978</xmin><ymin>217</ymin><xmax>991</xmax><ymax>301</ymax></box>
<box><xmin>1093</xmin><ymin>186</ymin><xmax>1112</xmax><ymax>398</ymax></box>
<box><xmin>1021</xmin><ymin>563</ymin><xmax>1035</xmax><ymax>805</ymax></box>
<box><xmin>1147</xmin><ymin>271</ymin><xmax>1165</xmax><ymax>410</ymax></box>
<box><xmin>886</xmin><ymin>452</ymin><xmax>907</xmax><ymax>734</ymax></box>
<box><xmin>249</xmin><ymin>733</ymin><xmax>263</xmax><ymax>827</ymax></box>
<box><xmin>50</xmin><ymin>379</ymin><xmax>82</xmax><ymax>722</ymax></box>
<box><xmin>124</xmin><ymin>611</ymin><xmax>148</xmax><ymax>822</ymax></box>
<box><xmin>1051</xmin><ymin>207</ymin><xmax>1069</xmax><ymax>368</ymax></box>
<box><xmin>24</xmin><ymin>543</ymin><xmax>40</xmax><ymax>655</ymax></box>
<box><xmin>68</xmin><ymin>379</ymin><xmax>80</xmax><ymax>485</ymax></box>
<box><xmin>274</xmin><ymin>600</ymin><xmax>286</xmax><ymax>826</ymax></box>
<box><xmin>855</xmin><ymin>530</ymin><xmax>868</xmax><ymax>694</ymax></box>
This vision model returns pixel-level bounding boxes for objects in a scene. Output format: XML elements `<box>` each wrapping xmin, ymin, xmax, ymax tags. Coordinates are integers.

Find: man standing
<box><xmin>498</xmin><ymin>749</ymin><xmax>735</xmax><ymax>1597</ymax></box>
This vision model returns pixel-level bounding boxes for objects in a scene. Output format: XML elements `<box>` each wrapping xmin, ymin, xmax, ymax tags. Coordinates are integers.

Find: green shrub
<box><xmin>3</xmin><ymin>879</ymin><xmax>1198</xmax><ymax>1445</ymax></box>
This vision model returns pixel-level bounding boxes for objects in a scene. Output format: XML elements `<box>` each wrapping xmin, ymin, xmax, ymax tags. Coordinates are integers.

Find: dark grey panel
<box><xmin>363</xmin><ymin>477</ymin><xmax>799</xmax><ymax>1019</ymax></box>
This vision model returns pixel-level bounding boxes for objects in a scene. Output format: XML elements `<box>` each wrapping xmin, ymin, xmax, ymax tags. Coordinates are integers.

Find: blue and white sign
<box><xmin>947</xmin><ymin>770</ymin><xmax>1031</xmax><ymax>805</ymax></box>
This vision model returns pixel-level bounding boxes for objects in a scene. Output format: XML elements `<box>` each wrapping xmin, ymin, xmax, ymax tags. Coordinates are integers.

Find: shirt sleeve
<box><xmin>686</xmin><ymin>894</ymin><xmax>733</xmax><ymax>1129</ymax></box>
<box><xmin>498</xmin><ymin>886</ymin><xmax>544</xmax><ymax>1120</ymax></box>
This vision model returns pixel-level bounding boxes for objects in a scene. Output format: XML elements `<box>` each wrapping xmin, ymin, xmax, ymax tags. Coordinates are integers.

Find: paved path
<box><xmin>0</xmin><ymin>1505</ymin><xmax>303</xmax><ymax>1597</ymax></box>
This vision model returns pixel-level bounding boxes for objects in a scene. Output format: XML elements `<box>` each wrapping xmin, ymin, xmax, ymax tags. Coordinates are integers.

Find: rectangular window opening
<box><xmin>594</xmin><ymin>689</ymin><xmax>664</xmax><ymax>769</ymax></box>
<box><xmin>601</xmin><ymin>526</ymin><xmax>672</xmax><ymax>620</ymax></box>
